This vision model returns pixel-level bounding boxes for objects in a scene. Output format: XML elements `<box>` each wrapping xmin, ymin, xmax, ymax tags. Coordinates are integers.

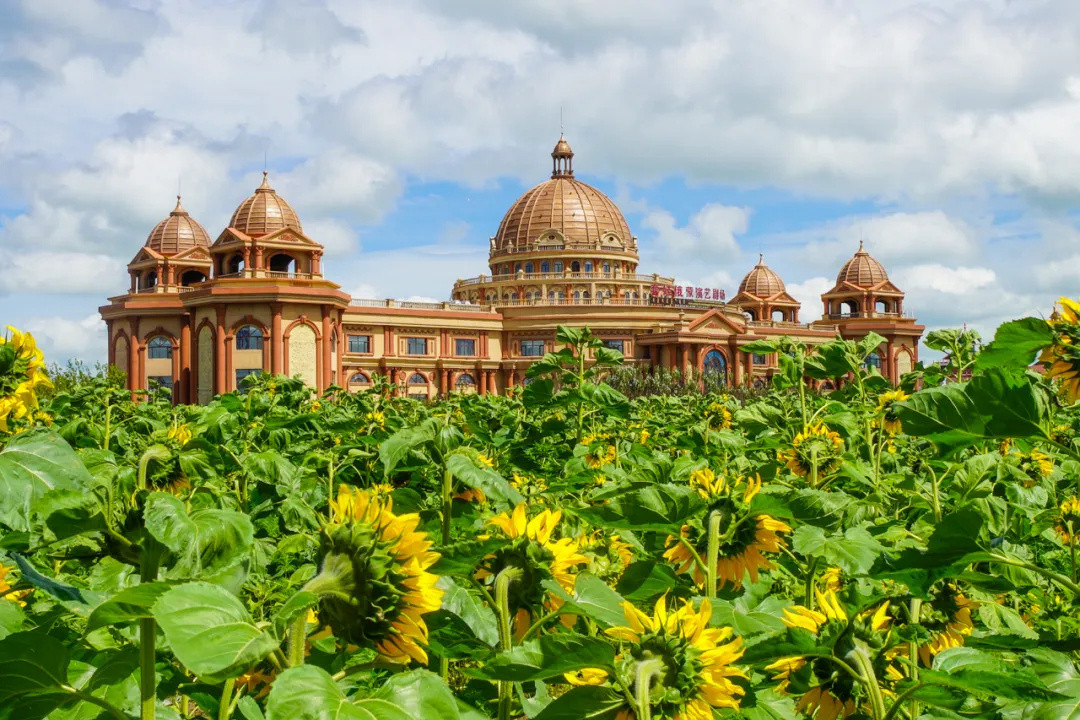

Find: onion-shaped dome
<box><xmin>738</xmin><ymin>255</ymin><xmax>786</xmax><ymax>297</ymax></box>
<box><xmin>836</xmin><ymin>241</ymin><xmax>889</xmax><ymax>287</ymax></box>
<box><xmin>491</xmin><ymin>136</ymin><xmax>634</xmax><ymax>257</ymax></box>
<box><xmin>145</xmin><ymin>196</ymin><xmax>211</xmax><ymax>255</ymax></box>
<box><xmin>229</xmin><ymin>171</ymin><xmax>302</xmax><ymax>237</ymax></box>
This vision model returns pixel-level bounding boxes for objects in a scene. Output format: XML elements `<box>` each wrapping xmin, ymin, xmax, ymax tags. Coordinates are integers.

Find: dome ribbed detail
<box><xmin>738</xmin><ymin>255</ymin><xmax>786</xmax><ymax>297</ymax></box>
<box><xmin>490</xmin><ymin>136</ymin><xmax>635</xmax><ymax>260</ymax></box>
<box><xmin>836</xmin><ymin>241</ymin><xmax>889</xmax><ymax>287</ymax></box>
<box><xmin>229</xmin><ymin>171</ymin><xmax>302</xmax><ymax>237</ymax></box>
<box><xmin>145</xmin><ymin>196</ymin><xmax>211</xmax><ymax>255</ymax></box>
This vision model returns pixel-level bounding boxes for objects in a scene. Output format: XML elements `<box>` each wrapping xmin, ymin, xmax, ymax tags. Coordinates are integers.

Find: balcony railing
<box><xmin>748</xmin><ymin>320</ymin><xmax>838</xmax><ymax>332</ymax></box>
<box><xmin>133</xmin><ymin>285</ymin><xmax>199</xmax><ymax>294</ymax></box>
<box><xmin>455</xmin><ymin>271</ymin><xmax>674</xmax><ymax>286</ymax></box>
<box><xmin>350</xmin><ymin>299</ymin><xmax>493</xmax><ymax>312</ymax></box>
<box><xmin>824</xmin><ymin>311</ymin><xmax>907</xmax><ymax>320</ymax></box>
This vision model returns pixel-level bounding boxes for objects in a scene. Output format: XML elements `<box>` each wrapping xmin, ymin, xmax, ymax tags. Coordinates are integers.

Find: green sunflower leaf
<box><xmin>469</xmin><ymin>633</ymin><xmax>616</xmax><ymax>681</ymax></box>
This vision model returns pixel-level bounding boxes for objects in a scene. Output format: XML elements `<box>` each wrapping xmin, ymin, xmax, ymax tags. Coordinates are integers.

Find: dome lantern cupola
<box><xmin>145</xmin><ymin>195</ymin><xmax>211</xmax><ymax>255</ymax></box>
<box><xmin>552</xmin><ymin>134</ymin><xmax>574</xmax><ymax>178</ymax></box>
<box><xmin>835</xmin><ymin>240</ymin><xmax>889</xmax><ymax>288</ymax></box>
<box><xmin>821</xmin><ymin>241</ymin><xmax>904</xmax><ymax>321</ymax></box>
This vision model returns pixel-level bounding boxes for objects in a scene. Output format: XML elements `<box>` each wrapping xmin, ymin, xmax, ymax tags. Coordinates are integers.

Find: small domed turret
<box><xmin>836</xmin><ymin>240</ymin><xmax>888</xmax><ymax>287</ymax></box>
<box><xmin>145</xmin><ymin>196</ymin><xmax>211</xmax><ymax>255</ymax></box>
<box><xmin>228</xmin><ymin>171</ymin><xmax>302</xmax><ymax>237</ymax></box>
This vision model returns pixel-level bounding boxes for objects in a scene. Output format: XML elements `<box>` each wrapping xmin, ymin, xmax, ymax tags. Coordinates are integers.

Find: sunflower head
<box><xmin>705</xmin><ymin>402</ymin><xmax>734</xmax><ymax>430</ymax></box>
<box><xmin>664</xmin><ymin>470</ymin><xmax>789</xmax><ymax>589</ymax></box>
<box><xmin>316</xmin><ymin>486</ymin><xmax>443</xmax><ymax>664</ymax></box>
<box><xmin>0</xmin><ymin>327</ymin><xmax>52</xmax><ymax>433</ymax></box>
<box><xmin>777</xmin><ymin>424</ymin><xmax>845</xmax><ymax>478</ymax></box>
<box><xmin>906</xmin><ymin>583</ymin><xmax>976</xmax><ymax>666</ymax></box>
<box><xmin>510</xmin><ymin>472</ymin><xmax>548</xmax><ymax>496</ymax></box>
<box><xmin>876</xmin><ymin>390</ymin><xmax>909</xmax><ymax>435</ymax></box>
<box><xmin>606</xmin><ymin>596</ymin><xmax>747</xmax><ymax>719</ymax></box>
<box><xmin>578</xmin><ymin>529</ymin><xmax>634</xmax><ymax>582</ymax></box>
<box><xmin>1040</xmin><ymin>297</ymin><xmax>1080</xmax><ymax>402</ymax></box>
<box><xmin>0</xmin><ymin>563</ymin><xmax>31</xmax><ymax>607</ymax></box>
<box><xmin>1056</xmin><ymin>496</ymin><xmax>1080</xmax><ymax>544</ymax></box>
<box><xmin>365</xmin><ymin>410</ymin><xmax>386</xmax><ymax>429</ymax></box>
<box><xmin>476</xmin><ymin>504</ymin><xmax>586</xmax><ymax>635</ymax></box>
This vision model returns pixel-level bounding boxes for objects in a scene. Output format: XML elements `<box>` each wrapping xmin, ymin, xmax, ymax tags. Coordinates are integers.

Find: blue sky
<box><xmin>3</xmin><ymin>0</ymin><xmax>1080</xmax><ymax>364</ymax></box>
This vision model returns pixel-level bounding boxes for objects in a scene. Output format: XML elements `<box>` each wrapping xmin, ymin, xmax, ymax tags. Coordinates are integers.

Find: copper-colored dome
<box><xmin>492</xmin><ymin>137</ymin><xmax>634</xmax><ymax>257</ymax></box>
<box><xmin>836</xmin><ymin>241</ymin><xmax>889</xmax><ymax>287</ymax></box>
<box><xmin>738</xmin><ymin>255</ymin><xmax>786</xmax><ymax>297</ymax></box>
<box><xmin>145</xmin><ymin>196</ymin><xmax>211</xmax><ymax>255</ymax></box>
<box><xmin>229</xmin><ymin>171</ymin><xmax>302</xmax><ymax>237</ymax></box>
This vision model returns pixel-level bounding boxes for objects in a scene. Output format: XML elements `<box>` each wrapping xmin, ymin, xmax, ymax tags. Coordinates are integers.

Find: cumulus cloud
<box><xmin>786</xmin><ymin>277</ymin><xmax>833</xmax><ymax>323</ymax></box>
<box><xmin>0</xmin><ymin>251</ymin><xmax>125</xmax><ymax>294</ymax></box>
<box><xmin>644</xmin><ymin>204</ymin><xmax>748</xmax><ymax>262</ymax></box>
<box><xmin>22</xmin><ymin>313</ymin><xmax>106</xmax><ymax>360</ymax></box>
<box><xmin>893</xmin><ymin>265</ymin><xmax>997</xmax><ymax>295</ymax></box>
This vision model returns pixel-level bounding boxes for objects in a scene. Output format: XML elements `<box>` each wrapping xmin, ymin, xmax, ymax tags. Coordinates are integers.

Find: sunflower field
<box><xmin>1</xmin><ymin>308</ymin><xmax>1080</xmax><ymax>720</ymax></box>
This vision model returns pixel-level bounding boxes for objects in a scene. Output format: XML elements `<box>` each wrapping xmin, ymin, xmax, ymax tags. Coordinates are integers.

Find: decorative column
<box><xmin>179</xmin><ymin>319</ymin><xmax>192</xmax><ymax>404</ymax></box>
<box><xmin>479</xmin><ymin>370</ymin><xmax>488</xmax><ymax>397</ymax></box>
<box><xmin>137</xmin><ymin>343</ymin><xmax>146</xmax><ymax>394</ymax></box>
<box><xmin>321</xmin><ymin>307</ymin><xmax>333</xmax><ymax>391</ymax></box>
<box><xmin>312</xmin><ymin>251</ymin><xmax>322</xmax><ymax>276</ymax></box>
<box><xmin>106</xmin><ymin>321</ymin><xmax>116</xmax><ymax>367</ymax></box>
<box><xmin>336</xmin><ymin>314</ymin><xmax>344</xmax><ymax>385</ymax></box>
<box><xmin>489</xmin><ymin>370</ymin><xmax>498</xmax><ymax>395</ymax></box>
<box><xmin>271</xmin><ymin>303</ymin><xmax>283</xmax><ymax>375</ymax></box>
<box><xmin>215</xmin><ymin>307</ymin><xmax>227</xmax><ymax>394</ymax></box>
<box><xmin>171</xmin><ymin>341</ymin><xmax>181</xmax><ymax>404</ymax></box>
<box><xmin>128</xmin><ymin>318</ymin><xmax>140</xmax><ymax>392</ymax></box>
<box><xmin>886</xmin><ymin>340</ymin><xmax>896</xmax><ymax>382</ymax></box>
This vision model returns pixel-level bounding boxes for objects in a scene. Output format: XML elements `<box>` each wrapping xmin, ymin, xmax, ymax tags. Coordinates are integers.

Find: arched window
<box><xmin>865</xmin><ymin>352</ymin><xmax>882</xmax><ymax>370</ymax></box>
<box><xmin>349</xmin><ymin>371</ymin><xmax>371</xmax><ymax>385</ymax></box>
<box><xmin>180</xmin><ymin>270</ymin><xmax>206</xmax><ymax>286</ymax></box>
<box><xmin>226</xmin><ymin>254</ymin><xmax>244</xmax><ymax>275</ymax></box>
<box><xmin>408</xmin><ymin>373</ymin><xmax>427</xmax><ymax>385</ymax></box>
<box><xmin>268</xmin><ymin>253</ymin><xmax>297</xmax><ymax>274</ymax></box>
<box><xmin>744</xmin><ymin>309</ymin><xmax>757</xmax><ymax>321</ymax></box>
<box><xmin>573</xmin><ymin>290</ymin><xmax>582</xmax><ymax>300</ymax></box>
<box><xmin>703</xmin><ymin>350</ymin><xmax>728</xmax><ymax>385</ymax></box>
<box><xmin>525</xmin><ymin>262</ymin><xmax>533</xmax><ymax>273</ymax></box>
<box><xmin>603</xmin><ymin>262</ymin><xmax>611</xmax><ymax>275</ymax></box>
<box><xmin>147</xmin><ymin>336</ymin><xmax>172</xmax><ymax>359</ymax></box>
<box><xmin>144</xmin><ymin>270</ymin><xmax>158</xmax><ymax>289</ymax></box>
<box><xmin>571</xmin><ymin>261</ymin><xmax>581</xmax><ymax>272</ymax></box>
<box><xmin>514</xmin><ymin>263</ymin><xmax>522</xmax><ymax>274</ymax></box>
<box><xmin>584</xmin><ymin>261</ymin><xmax>594</xmax><ymax>273</ymax></box>
<box><xmin>235</xmin><ymin>325</ymin><xmax>263</xmax><ymax>350</ymax></box>
<box><xmin>501</xmin><ymin>264</ymin><xmax>509</xmax><ymax>275</ymax></box>
<box><xmin>771</xmin><ymin>309</ymin><xmax>786</xmax><ymax>322</ymax></box>
<box><xmin>541</xmin><ymin>261</ymin><xmax>550</xmax><ymax>273</ymax></box>
<box><xmin>554</xmin><ymin>261</ymin><xmax>563</xmax><ymax>272</ymax></box>
<box><xmin>455</xmin><ymin>373</ymin><xmax>476</xmax><ymax>387</ymax></box>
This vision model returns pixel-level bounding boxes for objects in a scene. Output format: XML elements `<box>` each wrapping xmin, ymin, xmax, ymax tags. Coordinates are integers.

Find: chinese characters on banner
<box><xmin>649</xmin><ymin>284</ymin><xmax>726</xmax><ymax>302</ymax></box>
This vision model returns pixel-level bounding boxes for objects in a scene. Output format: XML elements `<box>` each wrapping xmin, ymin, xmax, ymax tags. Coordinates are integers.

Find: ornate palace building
<box><xmin>100</xmin><ymin>137</ymin><xmax>923</xmax><ymax>402</ymax></box>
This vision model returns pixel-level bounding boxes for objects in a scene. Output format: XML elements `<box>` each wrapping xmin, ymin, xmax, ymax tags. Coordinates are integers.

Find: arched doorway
<box><xmin>703</xmin><ymin>349</ymin><xmax>727</xmax><ymax>385</ymax></box>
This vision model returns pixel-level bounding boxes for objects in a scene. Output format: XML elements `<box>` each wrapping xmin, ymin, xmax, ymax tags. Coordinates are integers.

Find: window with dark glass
<box><xmin>541</xmin><ymin>261</ymin><xmax>550</xmax><ymax>273</ymax></box>
<box><xmin>865</xmin><ymin>352</ymin><xmax>882</xmax><ymax>369</ymax></box>
<box><xmin>408</xmin><ymin>373</ymin><xmax>427</xmax><ymax>385</ymax></box>
<box><xmin>521</xmin><ymin>340</ymin><xmax>545</xmax><ymax>357</ymax></box>
<box><xmin>349</xmin><ymin>372</ymin><xmax>371</xmax><ymax>384</ymax></box>
<box><xmin>584</xmin><ymin>261</ymin><xmax>594</xmax><ymax>272</ymax></box>
<box><xmin>348</xmin><ymin>334</ymin><xmax>371</xmax><ymax>353</ymax></box>
<box><xmin>554</xmin><ymin>261</ymin><xmax>563</xmax><ymax>272</ymax></box>
<box><xmin>147</xmin><ymin>336</ymin><xmax>172</xmax><ymax>359</ymax></box>
<box><xmin>406</xmin><ymin>337</ymin><xmax>427</xmax><ymax>355</ymax></box>
<box><xmin>148</xmin><ymin>375</ymin><xmax>173</xmax><ymax>388</ymax></box>
<box><xmin>603</xmin><ymin>339</ymin><xmax>625</xmax><ymax>354</ymax></box>
<box><xmin>456</xmin><ymin>373</ymin><xmax>475</xmax><ymax>387</ymax></box>
<box><xmin>603</xmin><ymin>262</ymin><xmax>611</xmax><ymax>275</ymax></box>
<box><xmin>455</xmin><ymin>338</ymin><xmax>476</xmax><ymax>356</ymax></box>
<box><xmin>514</xmin><ymin>263</ymin><xmax>522</xmax><ymax>273</ymax></box>
<box><xmin>752</xmin><ymin>353</ymin><xmax>767</xmax><ymax>365</ymax></box>
<box><xmin>525</xmin><ymin>262</ymin><xmax>533</xmax><ymax>273</ymax></box>
<box><xmin>235</xmin><ymin>325</ymin><xmax>263</xmax><ymax>350</ymax></box>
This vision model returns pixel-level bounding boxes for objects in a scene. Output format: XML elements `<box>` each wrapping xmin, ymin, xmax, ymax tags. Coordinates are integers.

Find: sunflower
<box><xmin>876</xmin><ymin>390</ymin><xmax>908</xmax><ymax>435</ymax></box>
<box><xmin>452</xmin><ymin>487</ymin><xmax>487</xmax><ymax>503</ymax></box>
<box><xmin>1017</xmin><ymin>448</ymin><xmax>1054</xmax><ymax>484</ymax></box>
<box><xmin>605</xmin><ymin>596</ymin><xmax>746</xmax><ymax>719</ymax></box>
<box><xmin>584</xmin><ymin>441</ymin><xmax>618</xmax><ymax>469</ymax></box>
<box><xmin>564</xmin><ymin>668</ymin><xmax>609</xmax><ymax>686</ymax></box>
<box><xmin>705</xmin><ymin>402</ymin><xmax>733</xmax><ymax>431</ymax></box>
<box><xmin>578</xmin><ymin>529</ymin><xmax>634</xmax><ymax>582</ymax></box>
<box><xmin>475</xmin><ymin>504</ymin><xmax>586</xmax><ymax>638</ymax></box>
<box><xmin>314</xmin><ymin>485</ymin><xmax>443</xmax><ymax>664</ymax></box>
<box><xmin>0</xmin><ymin>326</ymin><xmax>52</xmax><ymax>433</ymax></box>
<box><xmin>510</xmin><ymin>472</ymin><xmax>548</xmax><ymax>496</ymax></box>
<box><xmin>167</xmin><ymin>423</ymin><xmax>192</xmax><ymax>446</ymax></box>
<box><xmin>907</xmin><ymin>583</ymin><xmax>976</xmax><ymax>667</ymax></box>
<box><xmin>766</xmin><ymin>590</ymin><xmax>892</xmax><ymax>720</ymax></box>
<box><xmin>663</xmin><ymin>470</ymin><xmax>790</xmax><ymax>589</ymax></box>
<box><xmin>1039</xmin><ymin>297</ymin><xmax>1080</xmax><ymax>401</ymax></box>
<box><xmin>0</xmin><ymin>563</ymin><xmax>31</xmax><ymax>606</ymax></box>
<box><xmin>777</xmin><ymin>424</ymin><xmax>845</xmax><ymax>478</ymax></box>
<box><xmin>1055</xmin><ymin>496</ymin><xmax>1080</xmax><ymax>544</ymax></box>
<box><xmin>365</xmin><ymin>410</ymin><xmax>386</xmax><ymax>429</ymax></box>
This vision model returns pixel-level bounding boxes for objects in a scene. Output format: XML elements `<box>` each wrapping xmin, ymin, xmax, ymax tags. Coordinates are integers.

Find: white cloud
<box><xmin>22</xmin><ymin>313</ymin><xmax>106</xmax><ymax>360</ymax></box>
<box><xmin>786</xmin><ymin>277</ymin><xmax>832</xmax><ymax>322</ymax></box>
<box><xmin>893</xmin><ymin>265</ymin><xmax>997</xmax><ymax>294</ymax></box>
<box><xmin>644</xmin><ymin>204</ymin><xmax>748</xmax><ymax>262</ymax></box>
<box><xmin>302</xmin><ymin>218</ymin><xmax>360</xmax><ymax>257</ymax></box>
<box><xmin>0</xmin><ymin>251</ymin><xmax>125</xmax><ymax>294</ymax></box>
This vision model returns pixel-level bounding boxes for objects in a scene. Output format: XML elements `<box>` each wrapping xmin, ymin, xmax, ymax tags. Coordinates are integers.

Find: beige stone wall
<box><xmin>197</xmin><ymin>327</ymin><xmax>214</xmax><ymax>404</ymax></box>
<box><xmin>289</xmin><ymin>323</ymin><xmax>318</xmax><ymax>388</ymax></box>
<box><xmin>233</xmin><ymin>348</ymin><xmax>263</xmax><ymax>371</ymax></box>
<box><xmin>145</xmin><ymin>357</ymin><xmax>172</xmax><ymax>380</ymax></box>
<box><xmin>896</xmin><ymin>350</ymin><xmax>914</xmax><ymax>376</ymax></box>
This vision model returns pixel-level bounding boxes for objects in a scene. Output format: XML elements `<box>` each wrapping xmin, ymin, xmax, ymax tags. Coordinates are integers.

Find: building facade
<box><xmin>99</xmin><ymin>137</ymin><xmax>924</xmax><ymax>401</ymax></box>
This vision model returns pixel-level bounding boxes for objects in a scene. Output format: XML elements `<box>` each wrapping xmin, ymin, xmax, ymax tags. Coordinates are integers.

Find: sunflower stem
<box><xmin>907</xmin><ymin>598</ymin><xmax>922</xmax><ymax>720</ymax></box>
<box><xmin>804</xmin><ymin>557</ymin><xmax>818</xmax><ymax>609</ymax></box>
<box><xmin>810</xmin><ymin>446</ymin><xmax>819</xmax><ymax>489</ymax></box>
<box><xmin>137</xmin><ymin>444</ymin><xmax>171</xmax><ymax>492</ymax></box>
<box><xmin>495</xmin><ymin>567</ymin><xmax>523</xmax><ymax>720</ymax></box>
<box><xmin>441</xmin><ymin>466</ymin><xmax>453</xmax><ymax>546</ymax></box>
<box><xmin>676</xmin><ymin>534</ymin><xmax>710</xmax><ymax>581</ymax></box>
<box><xmin>633</xmin><ymin>657</ymin><xmax>664</xmax><ymax>720</ymax></box>
<box><xmin>139</xmin><ymin>544</ymin><xmax>161</xmax><ymax>720</ymax></box>
<box><xmin>326</xmin><ymin>458</ymin><xmax>336</xmax><ymax>524</ymax></box>
<box><xmin>989</xmin><ymin>552</ymin><xmax>1080</xmax><ymax>598</ymax></box>
<box><xmin>287</xmin><ymin>615</ymin><xmax>309</xmax><ymax>667</ymax></box>
<box><xmin>1069</xmin><ymin>524</ymin><xmax>1077</xmax><ymax>584</ymax></box>
<box><xmin>849</xmin><ymin>645</ymin><xmax>886</xmax><ymax>720</ymax></box>
<box><xmin>929</xmin><ymin>466</ymin><xmax>942</xmax><ymax>523</ymax></box>
<box><xmin>881</xmin><ymin>682</ymin><xmax>927</xmax><ymax>720</ymax></box>
<box><xmin>706</xmin><ymin>511</ymin><xmax>722</xmax><ymax>599</ymax></box>
<box><xmin>218</xmin><ymin>677</ymin><xmax>235</xmax><ymax>720</ymax></box>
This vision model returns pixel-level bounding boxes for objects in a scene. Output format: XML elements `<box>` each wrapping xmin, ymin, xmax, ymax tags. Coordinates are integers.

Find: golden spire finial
<box><xmin>171</xmin><ymin>194</ymin><xmax>187</xmax><ymax>215</ymax></box>
<box><xmin>258</xmin><ymin>170</ymin><xmax>272</xmax><ymax>191</ymax></box>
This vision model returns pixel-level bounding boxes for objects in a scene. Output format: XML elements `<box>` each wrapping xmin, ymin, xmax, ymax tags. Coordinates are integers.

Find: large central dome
<box><xmin>490</xmin><ymin>136</ymin><xmax>636</xmax><ymax>265</ymax></box>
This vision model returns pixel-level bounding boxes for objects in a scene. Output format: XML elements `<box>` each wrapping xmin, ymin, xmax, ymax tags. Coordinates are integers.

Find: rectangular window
<box><xmin>148</xmin><ymin>375</ymin><xmax>173</xmax><ymax>389</ymax></box>
<box><xmin>455</xmin><ymin>338</ymin><xmax>476</xmax><ymax>356</ymax></box>
<box><xmin>603</xmin><ymin>339</ymin><xmax>625</xmax><ymax>354</ymax></box>
<box><xmin>752</xmin><ymin>353</ymin><xmax>767</xmax><ymax>365</ymax></box>
<box><xmin>347</xmin><ymin>334</ymin><xmax>371</xmax><ymax>353</ymax></box>
<box><xmin>554</xmin><ymin>261</ymin><xmax>563</xmax><ymax>272</ymax></box>
<box><xmin>521</xmin><ymin>340</ymin><xmax>545</xmax><ymax>357</ymax></box>
<box><xmin>147</xmin><ymin>344</ymin><xmax>171</xmax><ymax>359</ymax></box>
<box><xmin>235</xmin><ymin>368</ymin><xmax>260</xmax><ymax>391</ymax></box>
<box><xmin>406</xmin><ymin>337</ymin><xmax>428</xmax><ymax>355</ymax></box>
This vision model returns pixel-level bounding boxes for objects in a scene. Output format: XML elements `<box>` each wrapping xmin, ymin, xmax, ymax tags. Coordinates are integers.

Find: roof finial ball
<box><xmin>551</xmin><ymin>134</ymin><xmax>574</xmax><ymax>178</ymax></box>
